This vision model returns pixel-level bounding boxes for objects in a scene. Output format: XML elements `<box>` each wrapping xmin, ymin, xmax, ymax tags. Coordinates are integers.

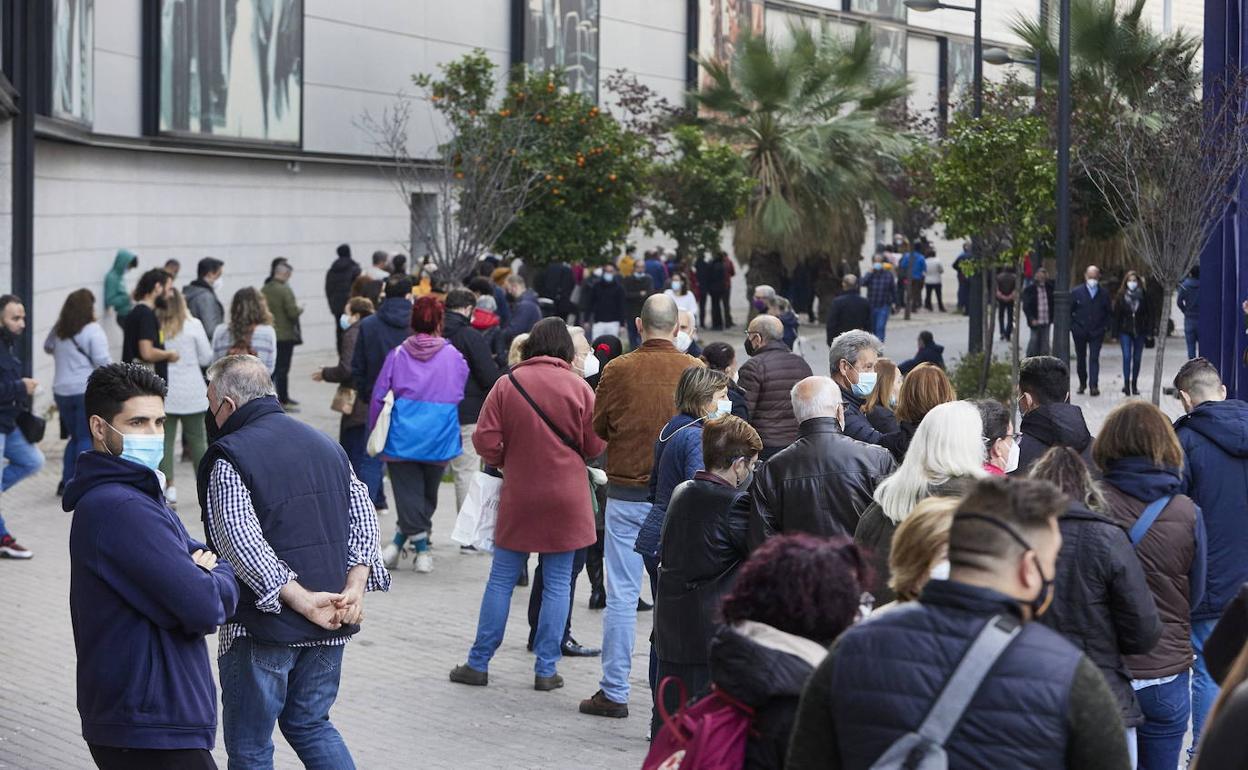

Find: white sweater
<box><xmin>163</xmin><ymin>317</ymin><xmax>214</xmax><ymax>415</ymax></box>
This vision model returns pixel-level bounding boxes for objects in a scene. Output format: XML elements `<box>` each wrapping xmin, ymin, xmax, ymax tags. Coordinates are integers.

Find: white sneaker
<box><xmin>382</xmin><ymin>542</ymin><xmax>402</xmax><ymax>569</ymax></box>
<box><xmin>414</xmin><ymin>552</ymin><xmax>433</xmax><ymax>573</ymax></box>
<box><xmin>165</xmin><ymin>486</ymin><xmax>178</xmax><ymax>505</ymax></box>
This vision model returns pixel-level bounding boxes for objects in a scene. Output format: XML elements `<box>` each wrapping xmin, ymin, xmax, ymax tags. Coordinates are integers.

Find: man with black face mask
<box><xmin>123</xmin><ymin>268</ymin><xmax>180</xmax><ymax>383</ymax></box>
<box><xmin>789</xmin><ymin>477</ymin><xmax>1130</xmax><ymax>770</ymax></box>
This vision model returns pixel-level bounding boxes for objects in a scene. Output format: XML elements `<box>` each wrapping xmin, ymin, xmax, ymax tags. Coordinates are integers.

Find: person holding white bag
<box><xmin>450</xmin><ymin>319</ymin><xmax>606</xmax><ymax>691</ymax></box>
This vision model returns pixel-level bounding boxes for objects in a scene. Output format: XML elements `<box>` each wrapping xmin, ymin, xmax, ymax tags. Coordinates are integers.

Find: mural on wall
<box><xmin>52</xmin><ymin>0</ymin><xmax>94</xmax><ymax>124</ymax></box>
<box><xmin>160</xmin><ymin>0</ymin><xmax>302</xmax><ymax>143</ymax></box>
<box><xmin>524</xmin><ymin>0</ymin><xmax>600</xmax><ymax>100</ymax></box>
<box><xmin>697</xmin><ymin>0</ymin><xmax>765</xmax><ymax>95</ymax></box>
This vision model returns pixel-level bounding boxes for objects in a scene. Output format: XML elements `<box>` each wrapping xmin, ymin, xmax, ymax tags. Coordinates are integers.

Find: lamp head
<box><xmin>904</xmin><ymin>0</ymin><xmax>943</xmax><ymax>11</ymax></box>
<box><xmin>983</xmin><ymin>47</ymin><xmax>1014</xmax><ymax>66</ymax></box>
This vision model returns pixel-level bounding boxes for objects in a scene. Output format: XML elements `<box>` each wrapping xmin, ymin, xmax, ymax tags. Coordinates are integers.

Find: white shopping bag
<box><xmin>451</xmin><ymin>471</ymin><xmax>502</xmax><ymax>553</ymax></box>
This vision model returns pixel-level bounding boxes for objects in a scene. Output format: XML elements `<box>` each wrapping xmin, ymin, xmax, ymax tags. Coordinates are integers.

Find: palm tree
<box><xmin>694</xmin><ymin>22</ymin><xmax>910</xmax><ymax>276</ymax></box>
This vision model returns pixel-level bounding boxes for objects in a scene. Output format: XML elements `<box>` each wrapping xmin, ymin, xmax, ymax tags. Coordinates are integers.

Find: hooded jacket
<box><xmin>1016</xmin><ymin>402</ymin><xmax>1095</xmax><ymax>475</ymax></box>
<box><xmin>708</xmin><ymin>622</ymin><xmax>828</xmax><ymax>770</ymax></box>
<box><xmin>183</xmin><ymin>279</ymin><xmax>224</xmax><ymax>338</ymax></box>
<box><xmin>1174</xmin><ymin>398</ymin><xmax>1248</xmax><ymax>619</ymax></box>
<box><xmin>104</xmin><ymin>249</ymin><xmax>136</xmax><ymax>319</ymax></box>
<box><xmin>1040</xmin><ymin>502</ymin><xmax>1162</xmax><ymax>727</ymax></box>
<box><xmin>1101</xmin><ymin>457</ymin><xmax>1206</xmax><ymax>678</ymax></box>
<box><xmin>324</xmin><ymin>254</ymin><xmax>361</xmax><ymax>317</ymax></box>
<box><xmin>66</xmin><ymin>450</ymin><xmax>238</xmax><ymax>751</ymax></box>
<box><xmin>369</xmin><ymin>334</ymin><xmax>467</xmax><ymax>463</ymax></box>
<box><xmin>351</xmin><ymin>297</ymin><xmax>412</xmax><ymax>403</ymax></box>
<box><xmin>749</xmin><ymin>417</ymin><xmax>895</xmax><ymax>546</ymax></box>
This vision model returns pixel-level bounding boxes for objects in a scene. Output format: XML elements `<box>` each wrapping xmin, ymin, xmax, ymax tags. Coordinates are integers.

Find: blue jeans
<box><xmin>1120</xmin><ymin>333</ymin><xmax>1146</xmax><ymax>386</ymax></box>
<box><xmin>1134</xmin><ymin>670</ymin><xmax>1190</xmax><ymax>770</ymax></box>
<box><xmin>219</xmin><ymin>638</ymin><xmax>355</xmax><ymax>770</ymax></box>
<box><xmin>1185</xmin><ymin>323</ymin><xmax>1199</xmax><ymax>360</ymax></box>
<box><xmin>55</xmin><ymin>393</ymin><xmax>90</xmax><ymax>486</ymax></box>
<box><xmin>0</xmin><ymin>427</ymin><xmax>45</xmax><ymax>537</ymax></box>
<box><xmin>871</xmin><ymin>306</ymin><xmax>890</xmax><ymax>342</ymax></box>
<box><xmin>340</xmin><ymin>423</ymin><xmax>383</xmax><ymax>505</ymax></box>
<box><xmin>1191</xmin><ymin>619</ymin><xmax>1220</xmax><ymax>751</ymax></box>
<box><xmin>468</xmin><ymin>545</ymin><xmax>574</xmax><ymax>677</ymax></box>
<box><xmin>600</xmin><ymin>497</ymin><xmax>649</xmax><ymax>703</ymax></box>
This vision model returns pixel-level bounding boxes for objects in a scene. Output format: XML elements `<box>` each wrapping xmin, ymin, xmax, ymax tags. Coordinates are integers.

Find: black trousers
<box><xmin>274</xmin><ymin>340</ymin><xmax>296</xmax><ymax>403</ymax></box>
<box><xmin>924</xmin><ymin>284</ymin><xmax>945</xmax><ymax>311</ymax></box>
<box><xmin>89</xmin><ymin>745</ymin><xmax>216</xmax><ymax>770</ymax></box>
<box><xmin>527</xmin><ymin>547</ymin><xmax>588</xmax><ymax>646</ymax></box>
<box><xmin>998</xmin><ymin>300</ymin><xmax>1014</xmax><ymax>339</ymax></box>
<box><xmin>652</xmin><ymin>660</ymin><xmax>712</xmax><ymax>736</ymax></box>
<box><xmin>388</xmin><ymin>461</ymin><xmax>442</xmax><ymax>538</ymax></box>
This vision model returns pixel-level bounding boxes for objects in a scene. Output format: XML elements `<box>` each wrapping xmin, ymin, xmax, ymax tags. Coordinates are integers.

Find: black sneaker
<box><xmin>535</xmin><ymin>674</ymin><xmax>565</xmax><ymax>692</ymax></box>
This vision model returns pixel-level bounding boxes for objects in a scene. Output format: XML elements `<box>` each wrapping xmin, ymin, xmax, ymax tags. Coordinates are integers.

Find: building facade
<box><xmin>0</xmin><ymin>0</ymin><xmax>1203</xmax><ymax>389</ymax></box>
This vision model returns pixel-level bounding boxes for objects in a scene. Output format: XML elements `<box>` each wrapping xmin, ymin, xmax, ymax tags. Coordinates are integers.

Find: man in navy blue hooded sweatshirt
<box><xmin>1173</xmin><ymin>357</ymin><xmax>1248</xmax><ymax>752</ymax></box>
<box><xmin>67</xmin><ymin>363</ymin><xmax>239</xmax><ymax>769</ymax></box>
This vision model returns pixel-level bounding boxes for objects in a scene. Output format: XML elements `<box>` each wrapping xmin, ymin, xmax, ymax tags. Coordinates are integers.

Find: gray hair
<box><xmin>753</xmin><ymin>284</ymin><xmax>776</xmax><ymax>299</ymax></box>
<box><xmin>206</xmin><ymin>355</ymin><xmax>276</xmax><ymax>406</ymax></box>
<box><xmin>791</xmin><ymin>376</ymin><xmax>842</xmax><ymax>423</ymax></box>
<box><xmin>829</xmin><ymin>330</ymin><xmax>884</xmax><ymax>371</ymax></box>
<box><xmin>475</xmin><ymin>294</ymin><xmax>497</xmax><ymax>313</ymax></box>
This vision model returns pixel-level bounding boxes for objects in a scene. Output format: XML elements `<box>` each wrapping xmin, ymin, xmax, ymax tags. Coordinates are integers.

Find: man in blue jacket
<box><xmin>504</xmin><ymin>274</ymin><xmax>542</xmax><ymax>341</ymax></box>
<box><xmin>1173</xmin><ymin>357</ymin><xmax>1248</xmax><ymax>749</ymax></box>
<box><xmin>1177</xmin><ymin>266</ymin><xmax>1201</xmax><ymax>360</ymax></box>
<box><xmin>1069</xmin><ymin>265</ymin><xmax>1112</xmax><ymax>396</ymax></box>
<box><xmin>67</xmin><ymin>363</ymin><xmax>239</xmax><ymax>769</ymax></box>
<box><xmin>351</xmin><ymin>274</ymin><xmax>412</xmax><ymax>504</ymax></box>
<box><xmin>0</xmin><ymin>295</ymin><xmax>42</xmax><ymax>560</ymax></box>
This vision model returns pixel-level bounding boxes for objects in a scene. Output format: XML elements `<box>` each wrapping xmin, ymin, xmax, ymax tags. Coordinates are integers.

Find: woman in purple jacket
<box><xmin>371</xmin><ymin>296</ymin><xmax>468</xmax><ymax>574</ymax></box>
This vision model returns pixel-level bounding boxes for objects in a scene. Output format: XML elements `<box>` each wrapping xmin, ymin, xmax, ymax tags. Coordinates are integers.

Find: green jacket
<box><xmin>261</xmin><ymin>279</ymin><xmax>303</xmax><ymax>343</ymax></box>
<box><xmin>104</xmin><ymin>249</ymin><xmax>136</xmax><ymax>319</ymax></box>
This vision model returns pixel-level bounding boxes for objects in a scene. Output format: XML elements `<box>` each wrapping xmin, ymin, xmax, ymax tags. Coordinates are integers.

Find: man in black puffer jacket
<box><xmin>737</xmin><ymin>315</ymin><xmax>812</xmax><ymax>459</ymax></box>
<box><xmin>1015</xmin><ymin>355</ymin><xmax>1095</xmax><ymax>475</ymax></box>
<box><xmin>441</xmin><ymin>290</ymin><xmax>500</xmax><ymax>512</ymax></box>
<box><xmin>748</xmin><ymin>377</ymin><xmax>894</xmax><ymax>545</ymax></box>
<box><xmin>788</xmin><ymin>477</ymin><xmax>1130</xmax><ymax>770</ymax></box>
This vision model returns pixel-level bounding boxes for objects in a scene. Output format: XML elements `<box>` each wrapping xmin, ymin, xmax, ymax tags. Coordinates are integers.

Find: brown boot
<box><xmin>579</xmin><ymin>690</ymin><xmax>628</xmax><ymax>718</ymax></box>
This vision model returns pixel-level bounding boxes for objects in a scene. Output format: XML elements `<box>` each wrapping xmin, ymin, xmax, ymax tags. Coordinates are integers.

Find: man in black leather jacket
<box><xmin>747</xmin><ymin>376</ymin><xmax>895</xmax><ymax>547</ymax></box>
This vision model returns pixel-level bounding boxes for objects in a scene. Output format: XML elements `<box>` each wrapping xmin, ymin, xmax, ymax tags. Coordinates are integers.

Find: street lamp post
<box><xmin>905</xmin><ymin>0</ymin><xmax>984</xmax><ymax>352</ymax></box>
<box><xmin>1052</xmin><ymin>0</ymin><xmax>1073</xmax><ymax>367</ymax></box>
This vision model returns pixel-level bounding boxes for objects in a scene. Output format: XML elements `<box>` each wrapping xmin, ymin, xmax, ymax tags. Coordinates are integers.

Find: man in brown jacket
<box><xmin>738</xmin><ymin>314</ymin><xmax>813</xmax><ymax>458</ymax></box>
<box><xmin>579</xmin><ymin>294</ymin><xmax>702</xmax><ymax>719</ymax></box>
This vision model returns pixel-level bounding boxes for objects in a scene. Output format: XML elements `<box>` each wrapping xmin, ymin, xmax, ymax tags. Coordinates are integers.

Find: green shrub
<box><xmin>950</xmin><ymin>352</ymin><xmax>1013</xmax><ymax>403</ymax></box>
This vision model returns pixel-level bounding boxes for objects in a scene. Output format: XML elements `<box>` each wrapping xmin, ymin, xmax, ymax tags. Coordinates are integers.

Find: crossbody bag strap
<box><xmin>916</xmin><ymin>614</ymin><xmax>1021</xmax><ymax>746</ymax></box>
<box><xmin>508</xmin><ymin>370</ymin><xmax>580</xmax><ymax>454</ymax></box>
<box><xmin>1129</xmin><ymin>495</ymin><xmax>1172</xmax><ymax>546</ymax></box>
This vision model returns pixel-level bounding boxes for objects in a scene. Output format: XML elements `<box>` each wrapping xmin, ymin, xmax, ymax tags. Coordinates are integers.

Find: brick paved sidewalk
<box><xmin>0</xmin><ymin>354</ymin><xmax>652</xmax><ymax>769</ymax></box>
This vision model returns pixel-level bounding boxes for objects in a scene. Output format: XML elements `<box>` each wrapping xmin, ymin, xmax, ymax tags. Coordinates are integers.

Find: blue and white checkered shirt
<box><xmin>207</xmin><ymin>459</ymin><xmax>391</xmax><ymax>657</ymax></box>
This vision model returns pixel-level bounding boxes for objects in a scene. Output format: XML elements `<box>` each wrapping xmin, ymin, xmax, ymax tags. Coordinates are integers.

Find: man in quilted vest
<box><xmin>787</xmin><ymin>476</ymin><xmax>1130</xmax><ymax>770</ymax></box>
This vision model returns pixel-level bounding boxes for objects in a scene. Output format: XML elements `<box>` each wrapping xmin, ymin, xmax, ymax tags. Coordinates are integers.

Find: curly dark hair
<box><xmin>720</xmin><ymin>534</ymin><xmax>871</xmax><ymax>646</ymax></box>
<box><xmin>54</xmin><ymin>288</ymin><xmax>96</xmax><ymax>340</ymax></box>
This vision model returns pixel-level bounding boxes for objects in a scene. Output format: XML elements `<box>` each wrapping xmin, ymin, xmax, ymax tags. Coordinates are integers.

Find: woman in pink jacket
<box><xmin>450</xmin><ymin>318</ymin><xmax>606</xmax><ymax>691</ymax></box>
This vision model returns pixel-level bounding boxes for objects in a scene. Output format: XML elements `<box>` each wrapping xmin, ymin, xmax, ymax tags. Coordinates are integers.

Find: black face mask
<box><xmin>953</xmin><ymin>513</ymin><xmax>1054</xmax><ymax>618</ymax></box>
<box><xmin>744</xmin><ymin>335</ymin><xmax>758</xmax><ymax>357</ymax></box>
<box><xmin>155</xmin><ymin>295</ymin><xmax>169</xmax><ymax>310</ymax></box>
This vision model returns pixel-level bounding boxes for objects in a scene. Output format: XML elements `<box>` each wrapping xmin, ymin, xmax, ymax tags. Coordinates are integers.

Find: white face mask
<box><xmin>1006</xmin><ymin>438</ymin><xmax>1020</xmax><ymax>473</ymax></box>
<box><xmin>1127</xmin><ymin>280</ymin><xmax>1139</xmax><ymax>291</ymax></box>
<box><xmin>675</xmin><ymin>331</ymin><xmax>693</xmax><ymax>353</ymax></box>
<box><xmin>581</xmin><ymin>353</ymin><xmax>600</xmax><ymax>379</ymax></box>
<box><xmin>929</xmin><ymin>559</ymin><xmax>951</xmax><ymax>581</ymax></box>
<box><xmin>1086</xmin><ymin>278</ymin><xmax>1099</xmax><ymax>290</ymax></box>
<box><xmin>593</xmin><ymin>268</ymin><xmax>604</xmax><ymax>278</ymax></box>
<box><xmin>731</xmin><ymin>370</ymin><xmax>739</xmax><ymax>384</ymax></box>
<box><xmin>714</xmin><ymin>399</ymin><xmax>733</xmax><ymax>418</ymax></box>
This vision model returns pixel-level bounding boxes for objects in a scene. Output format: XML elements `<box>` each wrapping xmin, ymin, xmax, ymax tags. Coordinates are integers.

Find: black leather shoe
<box><xmin>1077</xmin><ymin>384</ymin><xmax>1086</xmax><ymax>395</ymax></box>
<box><xmin>563</xmin><ymin>638</ymin><xmax>601</xmax><ymax>657</ymax></box>
<box><xmin>449</xmin><ymin>664</ymin><xmax>488</xmax><ymax>686</ymax></box>
<box><xmin>517</xmin><ymin>569</ymin><xmax>529</xmax><ymax>587</ymax></box>
<box><xmin>1090</xmin><ymin>387</ymin><xmax>1100</xmax><ymax>396</ymax></box>
<box><xmin>535</xmin><ymin>674</ymin><xmax>564</xmax><ymax>691</ymax></box>
<box><xmin>588</xmin><ymin>588</ymin><xmax>606</xmax><ymax>610</ymax></box>
<box><xmin>637</xmin><ymin>598</ymin><xmax>653</xmax><ymax>612</ymax></box>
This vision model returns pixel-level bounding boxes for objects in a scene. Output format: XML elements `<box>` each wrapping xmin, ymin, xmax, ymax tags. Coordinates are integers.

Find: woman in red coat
<box><xmin>450</xmin><ymin>318</ymin><xmax>607</xmax><ymax>691</ymax></box>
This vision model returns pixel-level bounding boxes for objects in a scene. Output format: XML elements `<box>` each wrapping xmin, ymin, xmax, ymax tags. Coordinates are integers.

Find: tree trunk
<box><xmin>1011</xmin><ymin>259</ymin><xmax>1023</xmax><ymax>403</ymax></box>
<box><xmin>978</xmin><ymin>269</ymin><xmax>996</xmax><ymax>395</ymax></box>
<box><xmin>1151</xmin><ymin>287</ymin><xmax>1175</xmax><ymax>406</ymax></box>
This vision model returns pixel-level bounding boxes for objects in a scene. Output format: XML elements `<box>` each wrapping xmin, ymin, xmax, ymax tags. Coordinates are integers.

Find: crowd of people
<box><xmin>0</xmin><ymin>236</ymin><xmax>1243</xmax><ymax>770</ymax></box>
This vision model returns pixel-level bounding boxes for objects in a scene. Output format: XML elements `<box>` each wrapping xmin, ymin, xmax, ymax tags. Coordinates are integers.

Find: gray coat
<box><xmin>184</xmin><ymin>280</ymin><xmax>224</xmax><ymax>339</ymax></box>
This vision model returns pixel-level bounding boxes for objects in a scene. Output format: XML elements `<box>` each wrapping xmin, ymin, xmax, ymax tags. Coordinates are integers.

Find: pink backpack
<box><xmin>642</xmin><ymin>677</ymin><xmax>754</xmax><ymax>770</ymax></box>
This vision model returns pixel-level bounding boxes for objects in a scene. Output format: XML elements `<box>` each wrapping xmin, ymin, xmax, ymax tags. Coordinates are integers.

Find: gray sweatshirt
<box><xmin>44</xmin><ymin>322</ymin><xmax>111</xmax><ymax>397</ymax></box>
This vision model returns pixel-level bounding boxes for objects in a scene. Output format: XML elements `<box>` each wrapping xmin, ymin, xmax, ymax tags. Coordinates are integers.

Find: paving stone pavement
<box><xmin>0</xmin><ymin>353</ymin><xmax>653</xmax><ymax>770</ymax></box>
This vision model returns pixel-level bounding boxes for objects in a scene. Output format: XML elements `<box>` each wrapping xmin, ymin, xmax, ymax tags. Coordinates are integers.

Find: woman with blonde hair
<box><xmin>212</xmin><ymin>287</ymin><xmax>277</xmax><ymax>372</ymax></box>
<box><xmin>863</xmin><ymin>357</ymin><xmax>900</xmax><ymax>435</ymax></box>
<box><xmin>885</xmin><ymin>362</ymin><xmax>956</xmax><ymax>462</ymax></box>
<box><xmin>854</xmin><ymin>400</ymin><xmax>986</xmax><ymax>603</ymax></box>
<box><xmin>155</xmin><ymin>288</ymin><xmax>213</xmax><ymax>505</ymax></box>
<box><xmin>885</xmin><ymin>496</ymin><xmax>958</xmax><ymax>605</ymax></box>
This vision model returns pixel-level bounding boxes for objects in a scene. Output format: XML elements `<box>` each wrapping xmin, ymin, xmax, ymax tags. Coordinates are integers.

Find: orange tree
<box><xmin>494</xmin><ymin>71</ymin><xmax>650</xmax><ymax>267</ymax></box>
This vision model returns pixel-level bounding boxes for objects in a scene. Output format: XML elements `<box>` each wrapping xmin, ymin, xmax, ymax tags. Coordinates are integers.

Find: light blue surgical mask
<box><xmin>108</xmin><ymin>423</ymin><xmax>165</xmax><ymax>472</ymax></box>
<box><xmin>339</xmin><ymin>313</ymin><xmax>352</xmax><ymax>331</ymax></box>
<box><xmin>713</xmin><ymin>399</ymin><xmax>733</xmax><ymax>418</ymax></box>
<box><xmin>852</xmin><ymin>371</ymin><xmax>878</xmax><ymax>397</ymax></box>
